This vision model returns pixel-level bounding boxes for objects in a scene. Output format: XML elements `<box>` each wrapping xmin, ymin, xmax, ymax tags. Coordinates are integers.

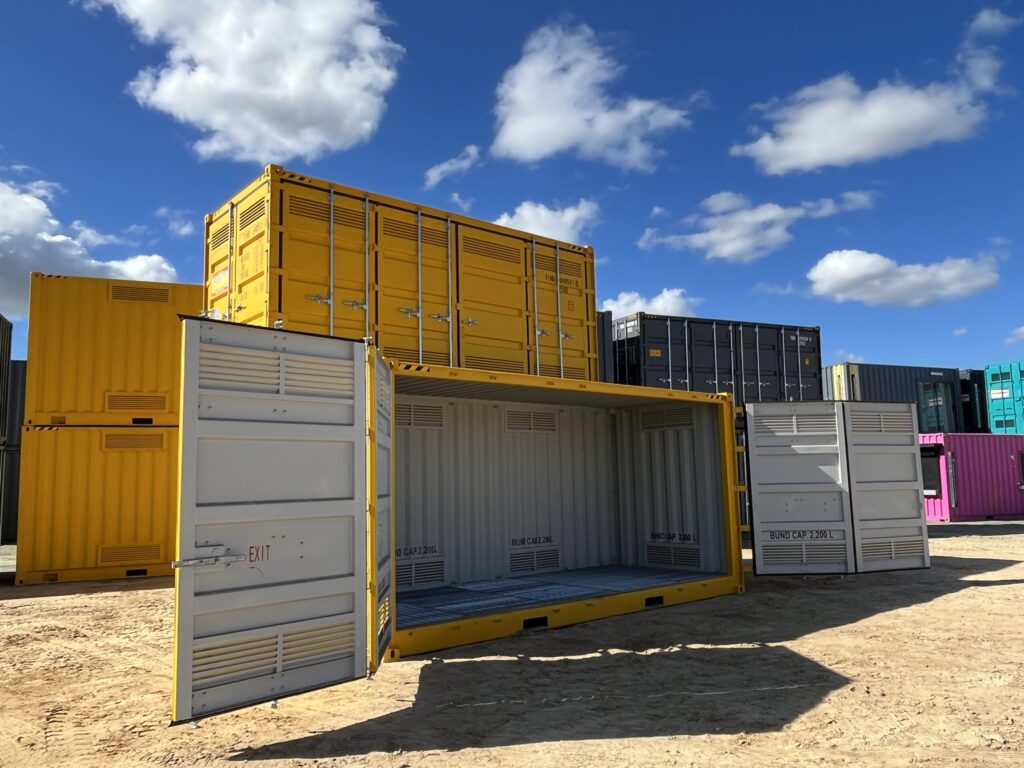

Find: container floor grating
<box><xmin>397</xmin><ymin>565</ymin><xmax>706</xmax><ymax>629</ymax></box>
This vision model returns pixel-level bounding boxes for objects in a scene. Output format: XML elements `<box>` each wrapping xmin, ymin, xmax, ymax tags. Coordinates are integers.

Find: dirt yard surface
<box><xmin>2</xmin><ymin>524</ymin><xmax>1022</xmax><ymax>768</ymax></box>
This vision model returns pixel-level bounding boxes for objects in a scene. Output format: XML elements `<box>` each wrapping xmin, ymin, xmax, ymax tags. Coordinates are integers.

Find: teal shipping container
<box><xmin>986</xmin><ymin>362</ymin><xmax>1024</xmax><ymax>434</ymax></box>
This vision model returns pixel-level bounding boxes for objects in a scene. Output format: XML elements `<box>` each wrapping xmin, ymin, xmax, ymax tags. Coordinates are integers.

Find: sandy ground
<box><xmin>2</xmin><ymin>524</ymin><xmax>1023</xmax><ymax>768</ymax></box>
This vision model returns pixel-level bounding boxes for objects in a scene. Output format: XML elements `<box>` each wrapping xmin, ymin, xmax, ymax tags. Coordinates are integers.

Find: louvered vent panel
<box><xmin>795</xmin><ymin>415</ymin><xmax>836</xmax><ymax>433</ymax></box>
<box><xmin>882</xmin><ymin>413</ymin><xmax>914</xmax><ymax>433</ymax></box>
<box><xmin>538</xmin><ymin>364</ymin><xmax>587</xmax><ymax>379</ymax></box>
<box><xmin>103</xmin><ymin>433</ymin><xmax>164</xmax><ymax>449</ymax></box>
<box><xmin>395</xmin><ymin>403</ymin><xmax>444</xmax><ymax>429</ymax></box>
<box><xmin>209</xmin><ymin>224</ymin><xmax>231</xmax><ymax>250</ymax></box>
<box><xmin>862</xmin><ymin>539</ymin><xmax>925</xmax><ymax>561</ymax></box>
<box><xmin>110</xmin><ymin>285</ymin><xmax>170</xmax><ymax>303</ymax></box>
<box><xmin>534</xmin><ymin>254</ymin><xmax>583</xmax><ymax>277</ymax></box>
<box><xmin>413</xmin><ymin>559</ymin><xmax>445</xmax><ymax>584</ymax></box>
<box><xmin>289</xmin><ymin>197</ymin><xmax>329</xmax><ymax>222</ymax></box>
<box><xmin>377</xmin><ymin>597</ymin><xmax>391</xmax><ymax>630</ymax></box>
<box><xmin>851</xmin><ymin>413</ymin><xmax>884</xmax><ymax>433</ymax></box>
<box><xmin>106</xmin><ymin>393</ymin><xmax>168</xmax><ymax>412</ymax></box>
<box><xmin>534</xmin><ymin>549</ymin><xmax>560</xmax><ymax>571</ymax></box>
<box><xmin>98</xmin><ymin>543</ymin><xmax>161</xmax><ymax>564</ymax></box>
<box><xmin>238</xmin><ymin>199</ymin><xmax>266</xmax><ymax>230</ymax></box>
<box><xmin>396</xmin><ymin>562</ymin><xmax>413</xmax><ymax>587</ymax></box>
<box><xmin>282</xmin><ymin>620</ymin><xmax>355</xmax><ymax>671</ymax></box>
<box><xmin>283</xmin><ymin>355</ymin><xmax>354</xmax><ymax>398</ymax></box>
<box><xmin>509</xmin><ymin>551</ymin><xmax>536</xmax><ymax>574</ymax></box>
<box><xmin>463</xmin><ymin>236</ymin><xmax>520</xmax><ymax>263</ymax></box>
<box><xmin>199</xmin><ymin>346</ymin><xmax>280</xmax><ymax>393</ymax></box>
<box><xmin>646</xmin><ymin>544</ymin><xmax>672</xmax><ymax>567</ymax></box>
<box><xmin>464</xmin><ymin>355</ymin><xmax>524</xmax><ymax>373</ymax></box>
<box><xmin>506</xmin><ymin>410</ymin><xmax>557</xmax><ymax>433</ymax></box>
<box><xmin>641</xmin><ymin>408</ymin><xmax>694</xmax><ymax>430</ymax></box>
<box><xmin>762</xmin><ymin>544</ymin><xmax>804</xmax><ymax>565</ymax></box>
<box><xmin>381</xmin><ymin>218</ymin><xmax>447</xmax><ymax>247</ymax></box>
<box><xmin>646</xmin><ymin>543</ymin><xmax>700</xmax><ymax>569</ymax></box>
<box><xmin>803</xmin><ymin>543</ymin><xmax>848</xmax><ymax>563</ymax></box>
<box><xmin>755</xmin><ymin>415</ymin><xmax>796</xmax><ymax>435</ymax></box>
<box><xmin>192</xmin><ymin>635</ymin><xmax>278</xmax><ymax>690</ymax></box>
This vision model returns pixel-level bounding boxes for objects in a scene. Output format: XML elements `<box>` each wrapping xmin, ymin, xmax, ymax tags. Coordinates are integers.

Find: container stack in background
<box><xmin>984</xmin><ymin>362</ymin><xmax>1024</xmax><ymax>434</ymax></box>
<box><xmin>0</xmin><ymin>313</ymin><xmax>24</xmax><ymax>545</ymax></box>
<box><xmin>15</xmin><ymin>275</ymin><xmax>202</xmax><ymax>584</ymax></box>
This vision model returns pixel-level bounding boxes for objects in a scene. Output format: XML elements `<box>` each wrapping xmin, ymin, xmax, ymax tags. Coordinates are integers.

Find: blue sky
<box><xmin>1</xmin><ymin>1</ymin><xmax>1021</xmax><ymax>367</ymax></box>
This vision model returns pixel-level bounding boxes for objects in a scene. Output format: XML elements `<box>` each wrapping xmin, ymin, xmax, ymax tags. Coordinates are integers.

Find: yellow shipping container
<box><xmin>205</xmin><ymin>165</ymin><xmax>599</xmax><ymax>379</ymax></box>
<box><xmin>16</xmin><ymin>425</ymin><xmax>178</xmax><ymax>584</ymax></box>
<box><xmin>24</xmin><ymin>274</ymin><xmax>203</xmax><ymax>426</ymax></box>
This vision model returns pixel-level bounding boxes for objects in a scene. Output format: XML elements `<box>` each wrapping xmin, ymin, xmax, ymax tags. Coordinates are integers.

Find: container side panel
<box><xmin>24</xmin><ymin>275</ymin><xmax>202</xmax><ymax>425</ymax></box>
<box><xmin>15</xmin><ymin>426</ymin><xmax>178</xmax><ymax>583</ymax></box>
<box><xmin>918</xmin><ymin>434</ymin><xmax>949</xmax><ymax>522</ymax></box>
<box><xmin>531</xmin><ymin>241</ymin><xmax>594</xmax><ymax>379</ymax></box>
<box><xmin>746</xmin><ymin>401</ymin><xmax>855</xmax><ymax>574</ymax></box>
<box><xmin>596</xmin><ymin>311</ymin><xmax>614</xmax><ymax>382</ymax></box>
<box><xmin>370</xmin><ymin>349</ymin><xmax>394</xmax><ymax>669</ymax></box>
<box><xmin>985</xmin><ymin>363</ymin><xmax>1024</xmax><ymax>434</ymax></box>
<box><xmin>4</xmin><ymin>361</ymin><xmax>27</xmax><ymax>448</ymax></box>
<box><xmin>0</xmin><ymin>447</ymin><xmax>21</xmax><ymax>544</ymax></box>
<box><xmin>843</xmin><ymin>402</ymin><xmax>929</xmax><ymax>572</ymax></box>
<box><xmin>936</xmin><ymin>432</ymin><xmax>1024</xmax><ymax>520</ymax></box>
<box><xmin>173</xmin><ymin>319</ymin><xmax>368</xmax><ymax>723</ymax></box>
<box><xmin>0</xmin><ymin>313</ymin><xmax>11</xmax><ymax>444</ymax></box>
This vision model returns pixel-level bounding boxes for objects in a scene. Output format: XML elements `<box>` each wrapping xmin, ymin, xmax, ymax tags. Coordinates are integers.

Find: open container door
<box><xmin>172</xmin><ymin>318</ymin><xmax>372</xmax><ymax>723</ymax></box>
<box><xmin>368</xmin><ymin>349</ymin><xmax>395</xmax><ymax>668</ymax></box>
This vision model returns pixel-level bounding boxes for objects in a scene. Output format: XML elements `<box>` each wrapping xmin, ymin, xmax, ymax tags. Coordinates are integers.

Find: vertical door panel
<box><xmin>532</xmin><ymin>242</ymin><xmax>591</xmax><ymax>379</ymax></box>
<box><xmin>369</xmin><ymin>350</ymin><xmax>395</xmax><ymax>669</ymax></box>
<box><xmin>844</xmin><ymin>402</ymin><xmax>930</xmax><ymax>572</ymax></box>
<box><xmin>747</xmin><ymin>402</ymin><xmax>855</xmax><ymax>574</ymax></box>
<box><xmin>173</xmin><ymin>319</ymin><xmax>368</xmax><ymax>722</ymax></box>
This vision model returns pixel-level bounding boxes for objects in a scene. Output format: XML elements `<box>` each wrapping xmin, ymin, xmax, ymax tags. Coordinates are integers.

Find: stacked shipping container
<box><xmin>960</xmin><ymin>369</ymin><xmax>989</xmax><ymax>433</ymax></box>
<box><xmin>985</xmin><ymin>362</ymin><xmax>1024</xmax><ymax>434</ymax></box>
<box><xmin>205</xmin><ymin>165</ymin><xmax>600</xmax><ymax>380</ymax></box>
<box><xmin>0</xmin><ymin>314</ymin><xmax>16</xmax><ymax>544</ymax></box>
<box><xmin>1</xmin><ymin>361</ymin><xmax>26</xmax><ymax>544</ymax></box>
<box><xmin>824</xmin><ymin>362</ymin><xmax>964</xmax><ymax>433</ymax></box>
<box><xmin>15</xmin><ymin>274</ymin><xmax>202</xmax><ymax>584</ymax></box>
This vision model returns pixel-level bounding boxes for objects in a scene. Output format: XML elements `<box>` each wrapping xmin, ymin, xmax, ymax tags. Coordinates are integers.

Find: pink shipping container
<box><xmin>919</xmin><ymin>433</ymin><xmax>1024</xmax><ymax>522</ymax></box>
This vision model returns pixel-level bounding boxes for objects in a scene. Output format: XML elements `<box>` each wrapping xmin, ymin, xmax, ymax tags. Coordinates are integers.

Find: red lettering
<box><xmin>249</xmin><ymin>544</ymin><xmax>272</xmax><ymax>563</ymax></box>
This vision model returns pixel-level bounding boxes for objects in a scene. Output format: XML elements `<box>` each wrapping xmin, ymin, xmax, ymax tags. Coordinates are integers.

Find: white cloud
<box><xmin>834</xmin><ymin>349</ymin><xmax>867</xmax><ymax>364</ymax></box>
<box><xmin>990</xmin><ymin>235</ymin><xmax>1010</xmax><ymax>246</ymax></box>
<box><xmin>601</xmin><ymin>288</ymin><xmax>700</xmax><ymax>319</ymax></box>
<box><xmin>1006</xmin><ymin>327</ymin><xmax>1024</xmax><ymax>345</ymax></box>
<box><xmin>449</xmin><ymin>192</ymin><xmax>473</xmax><ymax>213</ymax></box>
<box><xmin>492</xmin><ymin>24</ymin><xmax>689</xmax><ymax>170</ymax></box>
<box><xmin>86</xmin><ymin>0</ymin><xmax>403</xmax><ymax>163</ymax></box>
<box><xmin>638</xmin><ymin>190</ymin><xmax>874</xmax><ymax>262</ymax></box>
<box><xmin>807</xmin><ymin>249</ymin><xmax>998</xmax><ymax>307</ymax></box>
<box><xmin>156</xmin><ymin>206</ymin><xmax>195</xmax><ymax>237</ymax></box>
<box><xmin>69</xmin><ymin>220</ymin><xmax>128</xmax><ymax>247</ymax></box>
<box><xmin>650</xmin><ymin>205</ymin><xmax>668</xmax><ymax>218</ymax></box>
<box><xmin>753</xmin><ymin>282</ymin><xmax>796</xmax><ymax>296</ymax></box>
<box><xmin>424</xmin><ymin>145</ymin><xmax>481</xmax><ymax>189</ymax></box>
<box><xmin>954</xmin><ymin>327</ymin><xmax>969</xmax><ymax>337</ymax></box>
<box><xmin>494</xmin><ymin>199</ymin><xmax>599</xmax><ymax>243</ymax></box>
<box><xmin>731</xmin><ymin>9</ymin><xmax>1018</xmax><ymax>174</ymax></box>
<box><xmin>0</xmin><ymin>176</ymin><xmax>177</xmax><ymax>318</ymax></box>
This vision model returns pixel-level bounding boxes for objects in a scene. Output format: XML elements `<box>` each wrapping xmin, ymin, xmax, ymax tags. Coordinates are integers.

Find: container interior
<box><xmin>391</xmin><ymin>375</ymin><xmax>728</xmax><ymax>628</ymax></box>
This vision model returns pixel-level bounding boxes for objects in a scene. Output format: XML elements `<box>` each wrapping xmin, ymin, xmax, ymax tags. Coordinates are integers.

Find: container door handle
<box><xmin>399</xmin><ymin>306</ymin><xmax>420</xmax><ymax>318</ymax></box>
<box><xmin>306</xmin><ymin>294</ymin><xmax>332</xmax><ymax>306</ymax></box>
<box><xmin>172</xmin><ymin>546</ymin><xmax>247</xmax><ymax>571</ymax></box>
<box><xmin>537</xmin><ymin>328</ymin><xmax>551</xmax><ymax>337</ymax></box>
<box><xmin>341</xmin><ymin>299</ymin><xmax>367</xmax><ymax>311</ymax></box>
<box><xmin>429</xmin><ymin>313</ymin><xmax>451</xmax><ymax>323</ymax></box>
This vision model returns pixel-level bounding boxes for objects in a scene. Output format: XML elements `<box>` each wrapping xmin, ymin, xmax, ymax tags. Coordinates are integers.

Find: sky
<box><xmin>1</xmin><ymin>1</ymin><xmax>1022</xmax><ymax>367</ymax></box>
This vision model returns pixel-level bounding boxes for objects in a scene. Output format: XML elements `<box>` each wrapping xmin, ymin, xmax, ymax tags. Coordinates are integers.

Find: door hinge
<box><xmin>172</xmin><ymin>546</ymin><xmax>247</xmax><ymax>570</ymax></box>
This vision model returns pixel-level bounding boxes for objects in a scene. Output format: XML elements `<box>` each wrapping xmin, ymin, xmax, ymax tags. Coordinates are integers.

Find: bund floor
<box><xmin>396</xmin><ymin>565</ymin><xmax>706</xmax><ymax>628</ymax></box>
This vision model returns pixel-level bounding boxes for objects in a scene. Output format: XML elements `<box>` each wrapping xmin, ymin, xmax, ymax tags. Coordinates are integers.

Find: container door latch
<box><xmin>172</xmin><ymin>546</ymin><xmax>248</xmax><ymax>571</ymax></box>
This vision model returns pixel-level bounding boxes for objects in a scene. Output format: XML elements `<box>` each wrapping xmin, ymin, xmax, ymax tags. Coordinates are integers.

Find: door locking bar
<box><xmin>172</xmin><ymin>546</ymin><xmax>247</xmax><ymax>570</ymax></box>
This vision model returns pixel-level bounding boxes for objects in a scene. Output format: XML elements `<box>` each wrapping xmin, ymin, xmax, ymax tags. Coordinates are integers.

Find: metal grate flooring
<box><xmin>397</xmin><ymin>565</ymin><xmax>706</xmax><ymax>628</ymax></box>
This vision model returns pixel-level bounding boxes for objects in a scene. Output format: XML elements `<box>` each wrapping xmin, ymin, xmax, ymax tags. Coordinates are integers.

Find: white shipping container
<box><xmin>746</xmin><ymin>401</ymin><xmax>928</xmax><ymax>575</ymax></box>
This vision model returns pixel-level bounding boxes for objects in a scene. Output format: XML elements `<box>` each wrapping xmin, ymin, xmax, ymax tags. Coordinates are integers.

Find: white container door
<box><xmin>843</xmin><ymin>402</ymin><xmax>930</xmax><ymax>572</ymax></box>
<box><xmin>747</xmin><ymin>402</ymin><xmax>855</xmax><ymax>575</ymax></box>
<box><xmin>173</xmin><ymin>319</ymin><xmax>371</xmax><ymax>723</ymax></box>
<box><xmin>369</xmin><ymin>349</ymin><xmax>395</xmax><ymax>669</ymax></box>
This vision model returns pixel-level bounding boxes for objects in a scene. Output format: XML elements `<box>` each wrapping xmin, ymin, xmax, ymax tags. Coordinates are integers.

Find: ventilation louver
<box><xmin>505</xmin><ymin>410</ymin><xmax>557</xmax><ymax>433</ymax></box>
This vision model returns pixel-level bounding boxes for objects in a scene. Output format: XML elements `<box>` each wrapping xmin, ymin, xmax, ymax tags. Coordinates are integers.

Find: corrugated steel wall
<box><xmin>919</xmin><ymin>433</ymin><xmax>1024</xmax><ymax>521</ymax></box>
<box><xmin>825</xmin><ymin>363</ymin><xmax>963</xmax><ymax>433</ymax></box>
<box><xmin>394</xmin><ymin>394</ymin><xmax>726</xmax><ymax>589</ymax></box>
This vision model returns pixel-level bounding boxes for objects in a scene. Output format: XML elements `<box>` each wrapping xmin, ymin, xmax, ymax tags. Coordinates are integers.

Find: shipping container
<box><xmin>0</xmin><ymin>448</ymin><xmax>19</xmax><ymax>544</ymax></box>
<box><xmin>613</xmin><ymin>313</ymin><xmax>822</xmax><ymax>405</ymax></box>
<box><xmin>4</xmin><ymin>361</ymin><xmax>26</xmax><ymax>448</ymax></box>
<box><xmin>746</xmin><ymin>401</ymin><xmax>929</xmax><ymax>575</ymax></box>
<box><xmin>204</xmin><ymin>165</ymin><xmax>599</xmax><ymax>380</ymax></box>
<box><xmin>824</xmin><ymin>362</ymin><xmax>963</xmax><ymax>433</ymax></box>
<box><xmin>24</xmin><ymin>274</ymin><xmax>203</xmax><ymax>426</ymax></box>
<box><xmin>919</xmin><ymin>433</ymin><xmax>1024</xmax><ymax>521</ymax></box>
<box><xmin>960</xmin><ymin>369</ymin><xmax>989</xmax><ymax>433</ymax></box>
<box><xmin>597</xmin><ymin>310</ymin><xmax>614</xmax><ymax>382</ymax></box>
<box><xmin>0</xmin><ymin>312</ymin><xmax>11</xmax><ymax>444</ymax></box>
<box><xmin>985</xmin><ymin>362</ymin><xmax>1024</xmax><ymax>434</ymax></box>
<box><xmin>15</xmin><ymin>425</ymin><xmax>178</xmax><ymax>584</ymax></box>
<box><xmin>171</xmin><ymin>318</ymin><xmax>743</xmax><ymax>722</ymax></box>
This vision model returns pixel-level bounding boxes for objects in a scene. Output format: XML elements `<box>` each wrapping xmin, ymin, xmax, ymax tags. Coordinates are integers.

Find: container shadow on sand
<box><xmin>0</xmin><ymin>574</ymin><xmax>172</xmax><ymax>600</ymax></box>
<box><xmin>230</xmin><ymin>552</ymin><xmax>1022</xmax><ymax>760</ymax></box>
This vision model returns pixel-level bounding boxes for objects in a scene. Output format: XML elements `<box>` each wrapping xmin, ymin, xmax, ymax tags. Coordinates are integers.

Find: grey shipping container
<box><xmin>0</xmin><ymin>313</ymin><xmax>11</xmax><ymax>445</ymax></box>
<box><xmin>0</xmin><ymin>447</ymin><xmax>19</xmax><ymax>544</ymax></box>
<box><xmin>597</xmin><ymin>310</ymin><xmax>614</xmax><ymax>382</ymax></box>
<box><xmin>4</xmin><ymin>361</ymin><xmax>26</xmax><ymax>449</ymax></box>
<box><xmin>612</xmin><ymin>313</ymin><xmax>823</xmax><ymax>405</ymax></box>
<box><xmin>960</xmin><ymin>369</ymin><xmax>989</xmax><ymax>433</ymax></box>
<box><xmin>824</xmin><ymin>362</ymin><xmax>963</xmax><ymax>433</ymax></box>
